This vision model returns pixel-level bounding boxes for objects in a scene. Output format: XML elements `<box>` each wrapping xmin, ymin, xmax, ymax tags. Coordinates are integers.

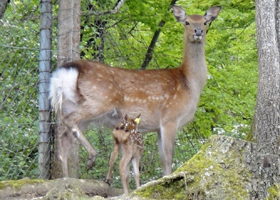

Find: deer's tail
<box><xmin>49</xmin><ymin>67</ymin><xmax>79</xmax><ymax>114</ymax></box>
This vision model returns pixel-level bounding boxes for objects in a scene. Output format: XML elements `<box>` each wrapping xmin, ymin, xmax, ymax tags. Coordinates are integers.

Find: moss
<box><xmin>133</xmin><ymin>135</ymin><xmax>251</xmax><ymax>199</ymax></box>
<box><xmin>245</xmin><ymin>130</ymin><xmax>256</xmax><ymax>142</ymax></box>
<box><xmin>45</xmin><ymin>183</ymin><xmax>88</xmax><ymax>199</ymax></box>
<box><xmin>266</xmin><ymin>183</ymin><xmax>280</xmax><ymax>200</ymax></box>
<box><xmin>0</xmin><ymin>178</ymin><xmax>44</xmax><ymax>190</ymax></box>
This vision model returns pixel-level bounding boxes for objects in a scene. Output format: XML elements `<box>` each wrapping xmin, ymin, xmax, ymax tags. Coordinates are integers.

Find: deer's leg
<box><xmin>72</xmin><ymin>124</ymin><xmax>97</xmax><ymax>169</ymax></box>
<box><xmin>132</xmin><ymin>156</ymin><xmax>141</xmax><ymax>188</ymax></box>
<box><xmin>106</xmin><ymin>142</ymin><xmax>119</xmax><ymax>185</ymax></box>
<box><xmin>61</xmin><ymin>100</ymin><xmax>116</xmax><ymax>169</ymax></box>
<box><xmin>58</xmin><ymin>131</ymin><xmax>74</xmax><ymax>177</ymax></box>
<box><xmin>62</xmin><ymin>111</ymin><xmax>97</xmax><ymax>169</ymax></box>
<box><xmin>119</xmin><ymin>152</ymin><xmax>132</xmax><ymax>194</ymax></box>
<box><xmin>58</xmin><ymin>135</ymin><xmax>68</xmax><ymax>177</ymax></box>
<box><xmin>55</xmin><ymin>121</ymin><xmax>72</xmax><ymax>177</ymax></box>
<box><xmin>157</xmin><ymin>122</ymin><xmax>177</xmax><ymax>176</ymax></box>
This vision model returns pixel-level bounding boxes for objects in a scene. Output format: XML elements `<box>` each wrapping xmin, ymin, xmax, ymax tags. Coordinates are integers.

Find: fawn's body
<box><xmin>49</xmin><ymin>5</ymin><xmax>221</xmax><ymax>177</ymax></box>
<box><xmin>106</xmin><ymin>114</ymin><xmax>143</xmax><ymax>194</ymax></box>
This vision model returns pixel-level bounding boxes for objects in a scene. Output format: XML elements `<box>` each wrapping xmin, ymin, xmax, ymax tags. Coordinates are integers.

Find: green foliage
<box><xmin>0</xmin><ymin>0</ymin><xmax>40</xmax><ymax>180</ymax></box>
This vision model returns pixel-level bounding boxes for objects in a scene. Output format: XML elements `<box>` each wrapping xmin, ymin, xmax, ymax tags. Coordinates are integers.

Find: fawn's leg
<box><xmin>106</xmin><ymin>142</ymin><xmax>119</xmax><ymax>185</ymax></box>
<box><xmin>119</xmin><ymin>153</ymin><xmax>133</xmax><ymax>194</ymax></box>
<box><xmin>132</xmin><ymin>157</ymin><xmax>141</xmax><ymax>188</ymax></box>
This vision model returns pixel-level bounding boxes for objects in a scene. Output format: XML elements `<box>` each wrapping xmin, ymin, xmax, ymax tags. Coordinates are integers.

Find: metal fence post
<box><xmin>38</xmin><ymin>0</ymin><xmax>52</xmax><ymax>179</ymax></box>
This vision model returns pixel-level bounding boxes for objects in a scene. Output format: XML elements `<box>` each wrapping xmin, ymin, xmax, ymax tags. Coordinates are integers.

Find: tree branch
<box><xmin>81</xmin><ymin>0</ymin><xmax>125</xmax><ymax>16</ymax></box>
<box><xmin>140</xmin><ymin>0</ymin><xmax>177</xmax><ymax>70</ymax></box>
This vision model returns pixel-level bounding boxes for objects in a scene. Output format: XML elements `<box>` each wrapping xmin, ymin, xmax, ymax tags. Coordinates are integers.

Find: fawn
<box><xmin>106</xmin><ymin>114</ymin><xmax>143</xmax><ymax>194</ymax></box>
<box><xmin>49</xmin><ymin>5</ymin><xmax>221</xmax><ymax>177</ymax></box>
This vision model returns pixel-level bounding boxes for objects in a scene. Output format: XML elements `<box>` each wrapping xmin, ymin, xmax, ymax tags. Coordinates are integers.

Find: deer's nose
<box><xmin>194</xmin><ymin>28</ymin><xmax>203</xmax><ymax>36</ymax></box>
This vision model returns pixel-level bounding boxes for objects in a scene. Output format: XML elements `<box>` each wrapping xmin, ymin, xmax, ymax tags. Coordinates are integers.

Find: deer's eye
<box><xmin>125</xmin><ymin>129</ymin><xmax>129</xmax><ymax>132</ymax></box>
<box><xmin>185</xmin><ymin>21</ymin><xmax>190</xmax><ymax>25</ymax></box>
<box><xmin>204</xmin><ymin>21</ymin><xmax>207</xmax><ymax>26</ymax></box>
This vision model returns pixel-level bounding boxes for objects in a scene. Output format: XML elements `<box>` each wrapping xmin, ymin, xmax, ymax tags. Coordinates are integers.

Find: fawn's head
<box><xmin>173</xmin><ymin>6</ymin><xmax>221</xmax><ymax>43</ymax></box>
<box><xmin>113</xmin><ymin>114</ymin><xmax>141</xmax><ymax>142</ymax></box>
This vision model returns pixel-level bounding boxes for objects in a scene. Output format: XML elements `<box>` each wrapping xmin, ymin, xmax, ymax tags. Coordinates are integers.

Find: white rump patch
<box><xmin>49</xmin><ymin>67</ymin><xmax>79</xmax><ymax>113</ymax></box>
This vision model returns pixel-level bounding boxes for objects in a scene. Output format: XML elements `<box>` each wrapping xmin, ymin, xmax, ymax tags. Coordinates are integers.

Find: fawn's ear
<box><xmin>124</xmin><ymin>114</ymin><xmax>128</xmax><ymax>121</ymax></box>
<box><xmin>134</xmin><ymin>114</ymin><xmax>141</xmax><ymax>124</ymax></box>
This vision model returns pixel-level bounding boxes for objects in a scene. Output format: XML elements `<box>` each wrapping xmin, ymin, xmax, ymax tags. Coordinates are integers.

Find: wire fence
<box><xmin>0</xmin><ymin>2</ymin><xmax>40</xmax><ymax>180</ymax></box>
<box><xmin>0</xmin><ymin>0</ymin><xmax>256</xmax><ymax>191</ymax></box>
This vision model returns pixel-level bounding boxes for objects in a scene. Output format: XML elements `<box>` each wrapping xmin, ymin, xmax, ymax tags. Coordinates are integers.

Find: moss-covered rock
<box><xmin>0</xmin><ymin>178</ymin><xmax>44</xmax><ymax>190</ymax></box>
<box><xmin>129</xmin><ymin>135</ymin><xmax>252</xmax><ymax>200</ymax></box>
<box><xmin>0</xmin><ymin>178</ymin><xmax>123</xmax><ymax>200</ymax></box>
<box><xmin>266</xmin><ymin>183</ymin><xmax>280</xmax><ymax>200</ymax></box>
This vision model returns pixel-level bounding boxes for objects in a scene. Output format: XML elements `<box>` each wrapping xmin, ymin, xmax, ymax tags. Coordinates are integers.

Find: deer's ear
<box><xmin>172</xmin><ymin>6</ymin><xmax>187</xmax><ymax>23</ymax></box>
<box><xmin>204</xmin><ymin>6</ymin><xmax>221</xmax><ymax>22</ymax></box>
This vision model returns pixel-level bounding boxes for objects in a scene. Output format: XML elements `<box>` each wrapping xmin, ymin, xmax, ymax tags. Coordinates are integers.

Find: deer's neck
<box><xmin>181</xmin><ymin>41</ymin><xmax>207</xmax><ymax>92</ymax></box>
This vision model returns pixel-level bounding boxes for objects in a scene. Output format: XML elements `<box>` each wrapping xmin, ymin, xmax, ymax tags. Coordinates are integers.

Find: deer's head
<box><xmin>173</xmin><ymin>6</ymin><xmax>221</xmax><ymax>43</ymax></box>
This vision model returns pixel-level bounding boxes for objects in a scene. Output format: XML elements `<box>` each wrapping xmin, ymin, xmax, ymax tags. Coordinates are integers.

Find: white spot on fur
<box><xmin>72</xmin><ymin>128</ymin><xmax>80</xmax><ymax>138</ymax></box>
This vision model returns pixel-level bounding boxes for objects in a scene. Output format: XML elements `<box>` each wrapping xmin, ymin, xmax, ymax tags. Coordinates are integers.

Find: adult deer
<box><xmin>49</xmin><ymin>5</ymin><xmax>221</xmax><ymax>177</ymax></box>
<box><xmin>106</xmin><ymin>114</ymin><xmax>143</xmax><ymax>194</ymax></box>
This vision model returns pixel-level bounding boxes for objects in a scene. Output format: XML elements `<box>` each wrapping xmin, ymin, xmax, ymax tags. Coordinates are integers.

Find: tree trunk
<box><xmin>249</xmin><ymin>0</ymin><xmax>280</xmax><ymax>198</ymax></box>
<box><xmin>53</xmin><ymin>0</ymin><xmax>81</xmax><ymax>178</ymax></box>
<box><xmin>0</xmin><ymin>0</ymin><xmax>8</xmax><ymax>19</ymax></box>
<box><xmin>57</xmin><ymin>0</ymin><xmax>81</xmax><ymax>65</ymax></box>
